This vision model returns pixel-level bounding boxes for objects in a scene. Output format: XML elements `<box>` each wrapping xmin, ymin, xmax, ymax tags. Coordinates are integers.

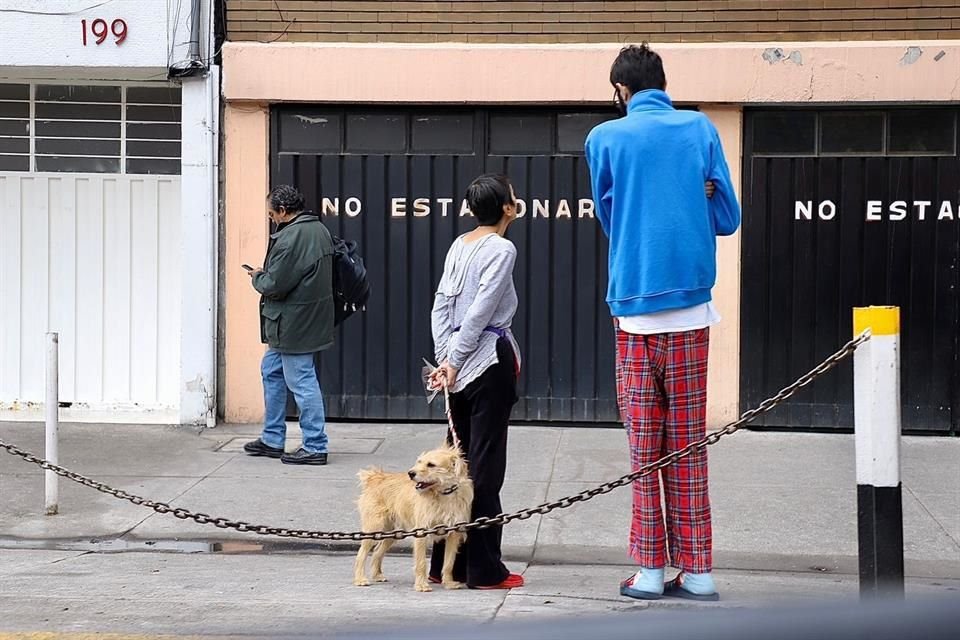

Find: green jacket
<box><xmin>252</xmin><ymin>214</ymin><xmax>335</xmax><ymax>354</ymax></box>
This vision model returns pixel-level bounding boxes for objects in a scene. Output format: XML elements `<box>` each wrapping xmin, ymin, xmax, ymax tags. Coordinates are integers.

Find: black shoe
<box><xmin>243</xmin><ymin>439</ymin><xmax>285</xmax><ymax>458</ymax></box>
<box><xmin>281</xmin><ymin>447</ymin><xmax>328</xmax><ymax>466</ymax></box>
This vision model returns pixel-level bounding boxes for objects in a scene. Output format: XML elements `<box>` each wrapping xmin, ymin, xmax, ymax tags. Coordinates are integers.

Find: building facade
<box><xmin>220</xmin><ymin>2</ymin><xmax>960</xmax><ymax>435</ymax></box>
<box><xmin>0</xmin><ymin>0</ymin><xmax>220</xmax><ymax>425</ymax></box>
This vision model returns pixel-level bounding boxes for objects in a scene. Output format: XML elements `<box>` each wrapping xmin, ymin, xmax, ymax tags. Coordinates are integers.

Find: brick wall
<box><xmin>226</xmin><ymin>1</ymin><xmax>960</xmax><ymax>44</ymax></box>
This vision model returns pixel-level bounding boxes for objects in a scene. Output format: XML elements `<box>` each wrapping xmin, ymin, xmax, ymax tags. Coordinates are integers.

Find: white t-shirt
<box><xmin>617</xmin><ymin>302</ymin><xmax>720</xmax><ymax>335</ymax></box>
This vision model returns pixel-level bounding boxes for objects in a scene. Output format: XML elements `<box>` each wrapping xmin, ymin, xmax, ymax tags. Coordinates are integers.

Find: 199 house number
<box><xmin>81</xmin><ymin>18</ymin><xmax>128</xmax><ymax>46</ymax></box>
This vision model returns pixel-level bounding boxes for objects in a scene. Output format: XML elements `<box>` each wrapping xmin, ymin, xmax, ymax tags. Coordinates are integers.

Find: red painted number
<box><xmin>92</xmin><ymin>19</ymin><xmax>108</xmax><ymax>44</ymax></box>
<box><xmin>112</xmin><ymin>19</ymin><xmax>128</xmax><ymax>45</ymax></box>
<box><xmin>81</xmin><ymin>18</ymin><xmax>127</xmax><ymax>46</ymax></box>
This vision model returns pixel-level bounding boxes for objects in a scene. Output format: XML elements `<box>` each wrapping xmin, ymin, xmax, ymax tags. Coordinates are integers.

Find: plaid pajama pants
<box><xmin>615</xmin><ymin>326</ymin><xmax>713</xmax><ymax>573</ymax></box>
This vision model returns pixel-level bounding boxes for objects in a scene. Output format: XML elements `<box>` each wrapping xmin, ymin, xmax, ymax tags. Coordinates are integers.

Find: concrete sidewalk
<box><xmin>1</xmin><ymin>420</ymin><xmax>958</xmax><ymax>578</ymax></box>
<box><xmin>1</xmin><ymin>549</ymin><xmax>957</xmax><ymax>635</ymax></box>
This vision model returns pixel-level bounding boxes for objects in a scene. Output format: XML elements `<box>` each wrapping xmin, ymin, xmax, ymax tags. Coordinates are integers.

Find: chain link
<box><xmin>0</xmin><ymin>331</ymin><xmax>871</xmax><ymax>542</ymax></box>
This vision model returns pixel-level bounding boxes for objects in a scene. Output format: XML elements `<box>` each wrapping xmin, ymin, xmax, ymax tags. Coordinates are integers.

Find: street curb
<box><xmin>3</xmin><ymin>536</ymin><xmax>959</xmax><ymax>580</ymax></box>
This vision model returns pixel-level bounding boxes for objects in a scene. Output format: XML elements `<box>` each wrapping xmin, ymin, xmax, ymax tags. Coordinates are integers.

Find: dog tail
<box><xmin>356</xmin><ymin>467</ymin><xmax>386</xmax><ymax>487</ymax></box>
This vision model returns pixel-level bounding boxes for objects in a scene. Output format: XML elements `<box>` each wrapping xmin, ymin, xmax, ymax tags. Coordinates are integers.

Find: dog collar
<box><xmin>440</xmin><ymin>484</ymin><xmax>459</xmax><ymax>496</ymax></box>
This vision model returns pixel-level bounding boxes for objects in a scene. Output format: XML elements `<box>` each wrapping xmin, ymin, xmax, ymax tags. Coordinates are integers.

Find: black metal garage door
<box><xmin>741</xmin><ymin>108</ymin><xmax>960</xmax><ymax>434</ymax></box>
<box><xmin>271</xmin><ymin>106</ymin><xmax>620</xmax><ymax>423</ymax></box>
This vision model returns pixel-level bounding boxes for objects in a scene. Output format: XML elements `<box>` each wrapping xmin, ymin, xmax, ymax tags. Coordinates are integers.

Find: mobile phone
<box><xmin>242</xmin><ymin>264</ymin><xmax>254</xmax><ymax>271</ymax></box>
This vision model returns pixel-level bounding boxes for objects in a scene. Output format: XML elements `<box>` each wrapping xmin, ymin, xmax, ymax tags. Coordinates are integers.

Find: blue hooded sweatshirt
<box><xmin>585</xmin><ymin>89</ymin><xmax>741</xmax><ymax>317</ymax></box>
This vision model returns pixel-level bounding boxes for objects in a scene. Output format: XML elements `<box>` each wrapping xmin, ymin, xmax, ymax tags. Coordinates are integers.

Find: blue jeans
<box><xmin>260</xmin><ymin>349</ymin><xmax>328</xmax><ymax>454</ymax></box>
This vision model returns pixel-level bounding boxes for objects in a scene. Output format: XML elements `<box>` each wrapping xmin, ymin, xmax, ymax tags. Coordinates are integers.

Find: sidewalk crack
<box><xmin>530</xmin><ymin>428</ymin><xmax>564</xmax><ymax>564</ymax></box>
<box><xmin>119</xmin><ymin>451</ymin><xmax>240</xmax><ymax>539</ymax></box>
<box><xmin>905</xmin><ymin>484</ymin><xmax>960</xmax><ymax>551</ymax></box>
<box><xmin>50</xmin><ymin>550</ymin><xmax>92</xmax><ymax>564</ymax></box>
<box><xmin>489</xmin><ymin>590</ymin><xmax>510</xmax><ymax>621</ymax></box>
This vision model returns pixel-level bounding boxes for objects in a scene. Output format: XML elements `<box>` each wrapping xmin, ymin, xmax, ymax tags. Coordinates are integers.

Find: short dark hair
<box><xmin>267</xmin><ymin>185</ymin><xmax>305</xmax><ymax>213</ymax></box>
<box><xmin>609</xmin><ymin>43</ymin><xmax>666</xmax><ymax>94</ymax></box>
<box><xmin>465</xmin><ymin>174</ymin><xmax>514</xmax><ymax>226</ymax></box>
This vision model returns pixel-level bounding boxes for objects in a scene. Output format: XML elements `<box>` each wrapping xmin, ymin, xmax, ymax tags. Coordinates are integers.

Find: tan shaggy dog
<box><xmin>353</xmin><ymin>443</ymin><xmax>474</xmax><ymax>592</ymax></box>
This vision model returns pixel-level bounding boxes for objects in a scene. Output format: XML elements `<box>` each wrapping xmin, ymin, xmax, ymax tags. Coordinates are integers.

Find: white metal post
<box><xmin>45</xmin><ymin>331</ymin><xmax>59</xmax><ymax>515</ymax></box>
<box><xmin>852</xmin><ymin>306</ymin><xmax>904</xmax><ymax>598</ymax></box>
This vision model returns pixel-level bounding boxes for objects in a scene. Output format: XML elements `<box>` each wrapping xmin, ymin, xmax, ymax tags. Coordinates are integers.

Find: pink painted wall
<box><xmin>223</xmin><ymin>41</ymin><xmax>960</xmax><ymax>105</ymax></box>
<box><xmin>223</xmin><ymin>103</ymin><xmax>270</xmax><ymax>423</ymax></box>
<box><xmin>700</xmin><ymin>106</ymin><xmax>743</xmax><ymax>426</ymax></box>
<box><xmin>221</xmin><ymin>41</ymin><xmax>959</xmax><ymax>424</ymax></box>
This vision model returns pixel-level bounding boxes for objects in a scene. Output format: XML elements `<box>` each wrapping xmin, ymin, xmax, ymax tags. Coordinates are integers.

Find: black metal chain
<box><xmin>0</xmin><ymin>331</ymin><xmax>871</xmax><ymax>541</ymax></box>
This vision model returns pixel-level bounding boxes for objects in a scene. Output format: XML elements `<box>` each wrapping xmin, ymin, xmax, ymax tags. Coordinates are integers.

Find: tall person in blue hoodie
<box><xmin>585</xmin><ymin>44</ymin><xmax>741</xmax><ymax>602</ymax></box>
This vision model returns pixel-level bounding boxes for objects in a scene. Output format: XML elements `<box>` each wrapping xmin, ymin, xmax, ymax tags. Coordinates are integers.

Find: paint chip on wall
<box><xmin>899</xmin><ymin>47</ymin><xmax>923</xmax><ymax>65</ymax></box>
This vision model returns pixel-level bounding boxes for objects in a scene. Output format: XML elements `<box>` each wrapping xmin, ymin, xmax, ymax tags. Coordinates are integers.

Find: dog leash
<box><xmin>422</xmin><ymin>357</ymin><xmax>462</xmax><ymax>452</ymax></box>
<box><xmin>441</xmin><ymin>382</ymin><xmax>462</xmax><ymax>452</ymax></box>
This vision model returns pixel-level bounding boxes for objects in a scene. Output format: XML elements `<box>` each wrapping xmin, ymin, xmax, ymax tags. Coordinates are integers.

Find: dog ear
<box><xmin>452</xmin><ymin>451</ymin><xmax>468</xmax><ymax>477</ymax></box>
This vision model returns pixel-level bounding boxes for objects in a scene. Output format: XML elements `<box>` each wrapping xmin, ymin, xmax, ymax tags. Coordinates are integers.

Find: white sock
<box><xmin>629</xmin><ymin>567</ymin><xmax>665</xmax><ymax>594</ymax></box>
<box><xmin>678</xmin><ymin>571</ymin><xmax>716</xmax><ymax>595</ymax></box>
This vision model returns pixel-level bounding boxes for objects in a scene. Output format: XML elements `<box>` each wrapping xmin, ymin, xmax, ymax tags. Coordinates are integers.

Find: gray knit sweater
<box><xmin>431</xmin><ymin>234</ymin><xmax>521</xmax><ymax>393</ymax></box>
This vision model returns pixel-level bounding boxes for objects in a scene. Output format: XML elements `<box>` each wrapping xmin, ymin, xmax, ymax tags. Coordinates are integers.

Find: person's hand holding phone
<box><xmin>242</xmin><ymin>264</ymin><xmax>261</xmax><ymax>277</ymax></box>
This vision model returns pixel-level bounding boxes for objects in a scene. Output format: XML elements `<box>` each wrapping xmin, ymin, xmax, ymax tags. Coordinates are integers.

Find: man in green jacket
<box><xmin>243</xmin><ymin>185</ymin><xmax>335</xmax><ymax>465</ymax></box>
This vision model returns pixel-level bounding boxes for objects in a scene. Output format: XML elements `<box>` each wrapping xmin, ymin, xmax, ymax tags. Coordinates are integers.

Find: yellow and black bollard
<box><xmin>853</xmin><ymin>306</ymin><xmax>904</xmax><ymax>599</ymax></box>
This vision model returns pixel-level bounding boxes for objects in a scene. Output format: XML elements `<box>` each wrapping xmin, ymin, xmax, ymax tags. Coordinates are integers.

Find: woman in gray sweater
<box><xmin>427</xmin><ymin>174</ymin><xmax>524</xmax><ymax>590</ymax></box>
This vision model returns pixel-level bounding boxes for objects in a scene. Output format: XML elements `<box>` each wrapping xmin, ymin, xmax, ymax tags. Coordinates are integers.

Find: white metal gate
<box><xmin>0</xmin><ymin>173</ymin><xmax>182</xmax><ymax>418</ymax></box>
<box><xmin>0</xmin><ymin>82</ymin><xmax>182</xmax><ymax>420</ymax></box>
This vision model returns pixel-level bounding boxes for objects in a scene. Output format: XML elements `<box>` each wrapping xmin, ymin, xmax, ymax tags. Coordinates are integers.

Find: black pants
<box><xmin>430</xmin><ymin>338</ymin><xmax>518</xmax><ymax>587</ymax></box>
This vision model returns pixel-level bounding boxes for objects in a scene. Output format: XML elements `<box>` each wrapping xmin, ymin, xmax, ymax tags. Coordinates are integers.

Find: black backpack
<box><xmin>331</xmin><ymin>235</ymin><xmax>370</xmax><ymax>326</ymax></box>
